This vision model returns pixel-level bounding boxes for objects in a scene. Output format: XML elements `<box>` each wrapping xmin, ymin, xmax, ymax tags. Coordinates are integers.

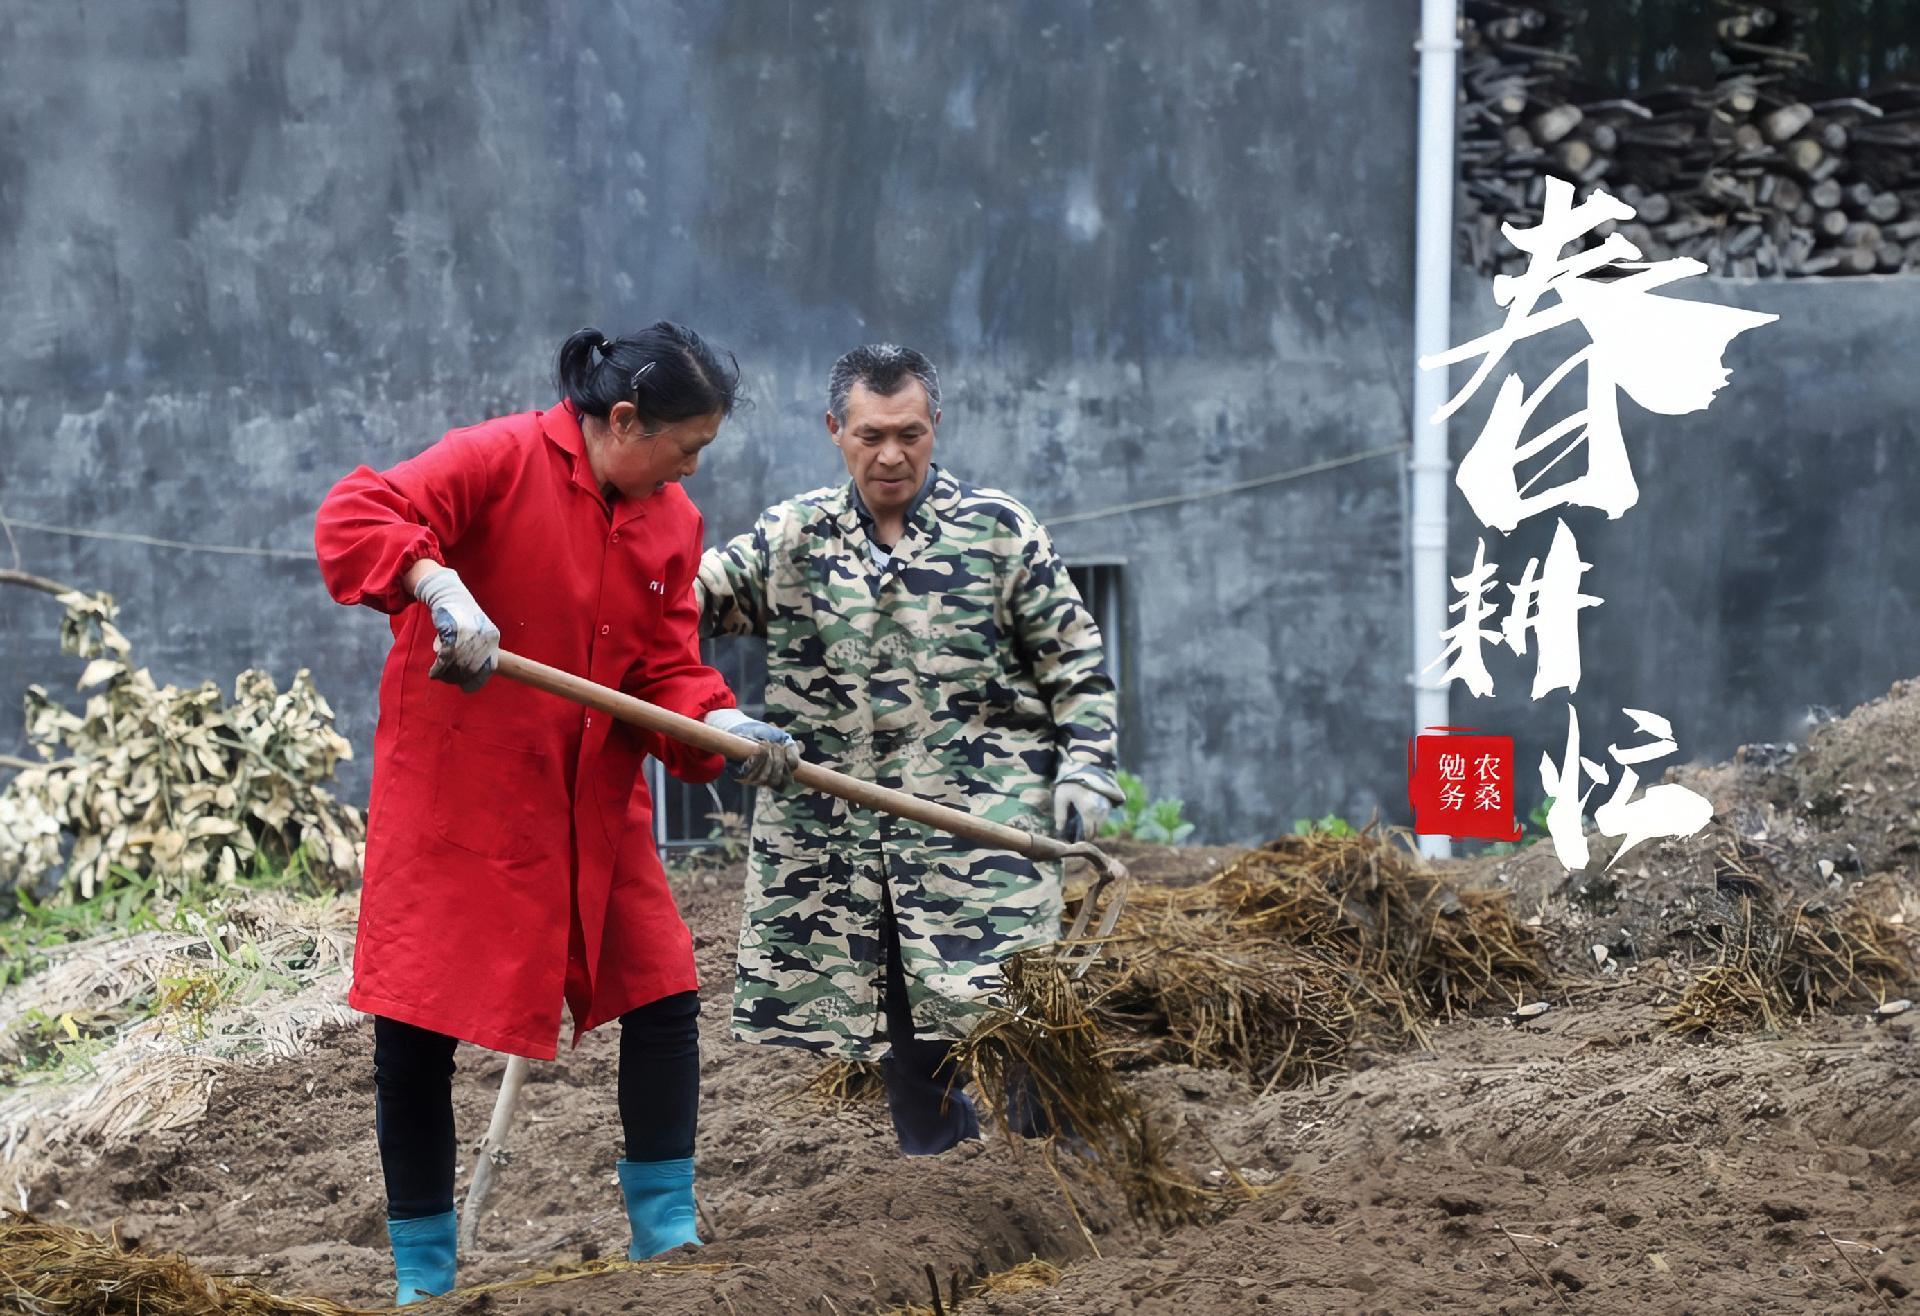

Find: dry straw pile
<box><xmin>1666</xmin><ymin>845</ymin><xmax>1915</xmax><ymax>1036</ymax></box>
<box><xmin>950</xmin><ymin>829</ymin><xmax>1547</xmax><ymax>1224</ymax></box>
<box><xmin>0</xmin><ymin>890</ymin><xmax>359</xmax><ymax>1169</ymax></box>
<box><xmin>959</xmin><ymin>949</ymin><xmax>1210</xmax><ymax>1230</ymax></box>
<box><xmin>0</xmin><ymin>1210</ymin><xmax>375</xmax><ymax>1316</ymax></box>
<box><xmin>1076</xmin><ymin>830</ymin><xmax>1545</xmax><ymax>1087</ymax></box>
<box><xmin>0</xmin><ymin>1210</ymin><xmax>734</xmax><ymax>1315</ymax></box>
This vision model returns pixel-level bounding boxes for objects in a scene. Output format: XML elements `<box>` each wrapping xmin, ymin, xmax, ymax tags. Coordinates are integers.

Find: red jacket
<box><xmin>315</xmin><ymin>401</ymin><xmax>732</xmax><ymax>1058</ymax></box>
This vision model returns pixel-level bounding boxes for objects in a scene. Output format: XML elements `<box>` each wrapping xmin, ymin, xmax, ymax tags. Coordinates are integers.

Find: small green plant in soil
<box><xmin>0</xmin><ymin>848</ymin><xmax>328</xmax><ymax>990</ymax></box>
<box><xmin>1481</xmin><ymin>797</ymin><xmax>1598</xmax><ymax>857</ymax></box>
<box><xmin>704</xmin><ymin>809</ymin><xmax>750</xmax><ymax>863</ymax></box>
<box><xmin>1101</xmin><ymin>771</ymin><xmax>1196</xmax><ymax>844</ymax></box>
<box><xmin>10</xmin><ymin>1009</ymin><xmax>115</xmax><ymax>1081</ymax></box>
<box><xmin>1292</xmin><ymin>813</ymin><xmax>1359</xmax><ymax>838</ymax></box>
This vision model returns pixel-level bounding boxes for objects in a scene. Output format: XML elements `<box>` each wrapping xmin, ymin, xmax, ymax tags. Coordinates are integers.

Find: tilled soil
<box><xmin>995</xmin><ymin>984</ymin><xmax>1919</xmax><ymax>1314</ymax></box>
<box><xmin>22</xmin><ymin>852</ymin><xmax>1919</xmax><ymax>1315</ymax></box>
<box><xmin>19</xmin><ymin>684</ymin><xmax>1920</xmax><ymax>1314</ymax></box>
<box><xmin>24</xmin><ymin>864</ymin><xmax>1135</xmax><ymax>1314</ymax></box>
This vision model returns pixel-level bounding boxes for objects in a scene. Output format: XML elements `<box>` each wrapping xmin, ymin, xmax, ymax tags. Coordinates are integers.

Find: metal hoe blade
<box><xmin>1055</xmin><ymin>842</ymin><xmax>1131</xmax><ymax>980</ymax></box>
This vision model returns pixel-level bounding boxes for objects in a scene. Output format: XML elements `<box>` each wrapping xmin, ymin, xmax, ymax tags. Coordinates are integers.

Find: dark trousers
<box><xmin>372</xmin><ymin>991</ymin><xmax>700</xmax><ymax>1220</ymax></box>
<box><xmin>877</xmin><ymin>886</ymin><xmax>1051</xmax><ymax>1155</ymax></box>
<box><xmin>878</xmin><ymin>883</ymin><xmax>979</xmax><ymax>1155</ymax></box>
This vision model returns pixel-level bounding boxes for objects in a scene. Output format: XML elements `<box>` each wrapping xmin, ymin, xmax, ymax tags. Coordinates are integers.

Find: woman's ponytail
<box><xmin>554</xmin><ymin>322</ymin><xmax>744</xmax><ymax>425</ymax></box>
<box><xmin>556</xmin><ymin>327</ymin><xmax>607</xmax><ymax>410</ymax></box>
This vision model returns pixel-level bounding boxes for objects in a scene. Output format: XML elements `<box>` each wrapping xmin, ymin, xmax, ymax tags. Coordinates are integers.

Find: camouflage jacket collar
<box><xmin>845</xmin><ymin>465</ymin><xmax>946</xmax><ymax>537</ymax></box>
<box><xmin>834</xmin><ymin>466</ymin><xmax>962</xmax><ymax>573</ymax></box>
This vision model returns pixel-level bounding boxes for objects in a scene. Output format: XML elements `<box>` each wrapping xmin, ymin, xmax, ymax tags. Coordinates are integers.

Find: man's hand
<box><xmin>414</xmin><ymin>566</ymin><xmax>500</xmax><ymax>692</ymax></box>
<box><xmin>705</xmin><ymin>708</ymin><xmax>800</xmax><ymax>790</ymax></box>
<box><xmin>1053</xmin><ymin>768</ymin><xmax>1122</xmax><ymax>842</ymax></box>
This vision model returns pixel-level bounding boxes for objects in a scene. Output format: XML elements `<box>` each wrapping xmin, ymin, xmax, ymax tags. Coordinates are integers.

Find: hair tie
<box><xmin>597</xmin><ymin>336</ymin><xmax>616</xmax><ymax>357</ymax></box>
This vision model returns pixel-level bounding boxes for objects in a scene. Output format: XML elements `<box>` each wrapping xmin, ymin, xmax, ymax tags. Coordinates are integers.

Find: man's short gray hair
<box><xmin>827</xmin><ymin>344</ymin><xmax>941</xmax><ymax>425</ymax></box>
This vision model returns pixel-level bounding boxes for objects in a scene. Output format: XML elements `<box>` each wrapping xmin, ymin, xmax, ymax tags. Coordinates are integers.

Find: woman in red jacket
<box><xmin>315</xmin><ymin>323</ymin><xmax>796</xmax><ymax>1304</ymax></box>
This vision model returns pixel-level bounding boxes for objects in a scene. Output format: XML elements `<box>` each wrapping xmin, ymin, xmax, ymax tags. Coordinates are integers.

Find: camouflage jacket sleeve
<box><xmin>1008</xmin><ymin>515</ymin><xmax>1120</xmax><ymax>779</ymax></box>
<box><xmin>695</xmin><ymin>513</ymin><xmax>775</xmax><ymax>639</ymax></box>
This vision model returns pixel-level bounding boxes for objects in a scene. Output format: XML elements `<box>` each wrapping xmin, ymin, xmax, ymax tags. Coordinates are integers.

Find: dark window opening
<box><xmin>1067</xmin><ymin>561</ymin><xmax>1126</xmax><ymax>696</ymax></box>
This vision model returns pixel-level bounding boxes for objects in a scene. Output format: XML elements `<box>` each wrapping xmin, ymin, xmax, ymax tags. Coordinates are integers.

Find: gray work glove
<box><xmin>705</xmin><ymin>707</ymin><xmax>800</xmax><ymax>790</ymax></box>
<box><xmin>1054</xmin><ymin>767</ymin><xmax>1124</xmax><ymax>842</ymax></box>
<box><xmin>414</xmin><ymin>566</ymin><xmax>500</xmax><ymax>693</ymax></box>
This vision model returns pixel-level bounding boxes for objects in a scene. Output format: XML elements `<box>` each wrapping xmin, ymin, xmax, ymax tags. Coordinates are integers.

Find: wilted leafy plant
<box><xmin>154</xmin><ymin>965</ymin><xmax>227</xmax><ymax>1043</ymax></box>
<box><xmin>0</xmin><ymin>587</ymin><xmax>364</xmax><ymax>904</ymax></box>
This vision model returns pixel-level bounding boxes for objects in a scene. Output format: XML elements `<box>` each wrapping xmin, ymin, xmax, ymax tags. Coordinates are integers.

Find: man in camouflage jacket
<box><xmin>695</xmin><ymin>344</ymin><xmax>1123</xmax><ymax>1153</ymax></box>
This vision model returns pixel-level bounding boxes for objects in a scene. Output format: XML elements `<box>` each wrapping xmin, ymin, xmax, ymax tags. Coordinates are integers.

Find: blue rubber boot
<box><xmin>386</xmin><ymin>1210</ymin><xmax>457</xmax><ymax>1305</ymax></box>
<box><xmin>618</xmin><ymin>1158</ymin><xmax>702</xmax><ymax>1259</ymax></box>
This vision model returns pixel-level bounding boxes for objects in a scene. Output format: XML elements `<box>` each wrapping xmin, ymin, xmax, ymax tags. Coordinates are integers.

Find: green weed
<box><xmin>1292</xmin><ymin>813</ymin><xmax>1359</xmax><ymax>838</ymax></box>
<box><xmin>1101</xmin><ymin>772</ymin><xmax>1196</xmax><ymax>845</ymax></box>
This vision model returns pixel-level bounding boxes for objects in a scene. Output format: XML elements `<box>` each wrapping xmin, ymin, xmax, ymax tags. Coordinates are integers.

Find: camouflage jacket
<box><xmin>696</xmin><ymin>466</ymin><xmax>1120</xmax><ymax>1057</ymax></box>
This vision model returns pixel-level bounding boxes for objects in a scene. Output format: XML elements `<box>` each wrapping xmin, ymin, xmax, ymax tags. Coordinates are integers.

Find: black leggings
<box><xmin>372</xmin><ymin>991</ymin><xmax>701</xmax><ymax>1220</ymax></box>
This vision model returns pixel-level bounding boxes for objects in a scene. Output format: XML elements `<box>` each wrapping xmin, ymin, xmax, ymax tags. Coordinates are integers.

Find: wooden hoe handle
<box><xmin>495</xmin><ymin>649</ymin><xmax>1120</xmax><ymax>873</ymax></box>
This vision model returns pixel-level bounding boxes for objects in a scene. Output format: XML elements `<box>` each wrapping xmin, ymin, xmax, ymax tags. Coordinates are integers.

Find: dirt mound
<box><xmin>25</xmin><ymin>977</ymin><xmax>1917</xmax><ymax>1314</ymax></box>
<box><xmin>981</xmin><ymin>987</ymin><xmax>1920</xmax><ymax>1315</ymax></box>
<box><xmin>1785</xmin><ymin>678</ymin><xmax>1920</xmax><ymax>875</ymax></box>
<box><xmin>14</xmin><ymin>850</ymin><xmax>1917</xmax><ymax>1314</ymax></box>
<box><xmin>1459</xmin><ymin>676</ymin><xmax>1920</xmax><ymax>980</ymax></box>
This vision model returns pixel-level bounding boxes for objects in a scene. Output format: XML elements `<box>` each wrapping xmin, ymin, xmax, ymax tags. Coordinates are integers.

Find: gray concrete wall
<box><xmin>2</xmin><ymin>2</ymin><xmax>1912</xmax><ymax>849</ymax></box>
<box><xmin>0</xmin><ymin>0</ymin><xmax>1419</xmax><ymax>846</ymax></box>
<box><xmin>1442</xmin><ymin>276</ymin><xmax>1920</xmax><ymax>820</ymax></box>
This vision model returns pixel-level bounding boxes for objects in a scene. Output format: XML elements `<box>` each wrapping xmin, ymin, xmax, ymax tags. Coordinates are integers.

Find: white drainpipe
<box><xmin>1411</xmin><ymin>0</ymin><xmax>1460</xmax><ymax>860</ymax></box>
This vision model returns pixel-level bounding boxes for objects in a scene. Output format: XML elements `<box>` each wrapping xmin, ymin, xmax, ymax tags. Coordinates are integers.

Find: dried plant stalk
<box><xmin>1667</xmin><ymin>888</ymin><xmax>1916</xmax><ymax>1036</ymax></box>
<box><xmin>0</xmin><ymin>1209</ymin><xmax>376</xmax><ymax>1315</ymax></box>
<box><xmin>795</xmin><ymin>1058</ymin><xmax>887</xmax><ymax>1108</ymax></box>
<box><xmin>954</xmin><ymin>953</ymin><xmax>1212</xmax><ymax>1229</ymax></box>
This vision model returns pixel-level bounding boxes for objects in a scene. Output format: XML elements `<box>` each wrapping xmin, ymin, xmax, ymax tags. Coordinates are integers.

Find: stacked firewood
<box><xmin>1457</xmin><ymin>2</ymin><xmax>1920</xmax><ymax>278</ymax></box>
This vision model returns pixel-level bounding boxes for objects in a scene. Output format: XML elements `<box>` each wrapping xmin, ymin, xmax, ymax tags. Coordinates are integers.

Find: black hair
<box><xmin>555</xmin><ymin>322</ymin><xmax>744</xmax><ymax>428</ymax></box>
<box><xmin>827</xmin><ymin>344</ymin><xmax>941</xmax><ymax>424</ymax></box>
